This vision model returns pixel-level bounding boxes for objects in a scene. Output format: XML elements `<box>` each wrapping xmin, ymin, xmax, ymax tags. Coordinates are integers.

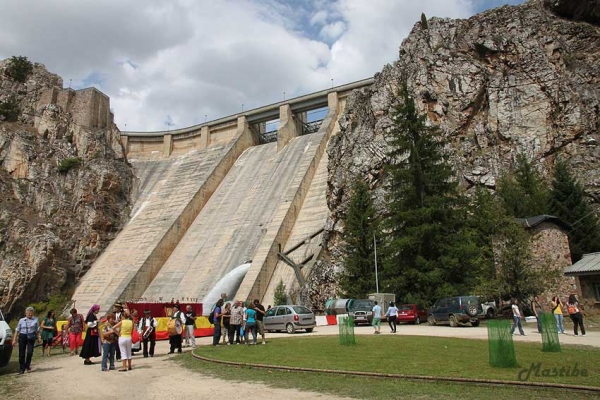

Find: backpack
<box><xmin>568</xmin><ymin>304</ymin><xmax>577</xmax><ymax>315</ymax></box>
<box><xmin>208</xmin><ymin>310</ymin><xmax>215</xmax><ymax>325</ymax></box>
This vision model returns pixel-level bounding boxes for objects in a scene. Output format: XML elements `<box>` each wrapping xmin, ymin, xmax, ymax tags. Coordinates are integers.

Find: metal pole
<box><xmin>374</xmin><ymin>232</ymin><xmax>379</xmax><ymax>293</ymax></box>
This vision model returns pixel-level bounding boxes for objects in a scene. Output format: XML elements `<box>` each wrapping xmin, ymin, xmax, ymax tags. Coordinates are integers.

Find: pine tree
<box><xmin>338</xmin><ymin>179</ymin><xmax>377</xmax><ymax>298</ymax></box>
<box><xmin>550</xmin><ymin>159</ymin><xmax>600</xmax><ymax>262</ymax></box>
<box><xmin>381</xmin><ymin>83</ymin><xmax>481</xmax><ymax>306</ymax></box>
<box><xmin>467</xmin><ymin>186</ymin><xmax>507</xmax><ymax>290</ymax></box>
<box><xmin>492</xmin><ymin>220</ymin><xmax>559</xmax><ymax>303</ymax></box>
<box><xmin>497</xmin><ymin>154</ymin><xmax>550</xmax><ymax>218</ymax></box>
<box><xmin>274</xmin><ymin>280</ymin><xmax>287</xmax><ymax>306</ymax></box>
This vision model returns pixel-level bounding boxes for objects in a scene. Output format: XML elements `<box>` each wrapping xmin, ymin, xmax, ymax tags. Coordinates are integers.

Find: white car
<box><xmin>0</xmin><ymin>310</ymin><xmax>13</xmax><ymax>368</ymax></box>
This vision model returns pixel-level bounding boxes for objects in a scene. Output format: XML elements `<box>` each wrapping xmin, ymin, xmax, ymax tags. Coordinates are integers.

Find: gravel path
<box><xmin>8</xmin><ymin>321</ymin><xmax>599</xmax><ymax>399</ymax></box>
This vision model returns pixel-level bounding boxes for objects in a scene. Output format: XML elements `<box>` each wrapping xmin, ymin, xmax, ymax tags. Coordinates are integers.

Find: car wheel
<box><xmin>449</xmin><ymin>314</ymin><xmax>458</xmax><ymax>327</ymax></box>
<box><xmin>471</xmin><ymin>319</ymin><xmax>480</xmax><ymax>327</ymax></box>
<box><xmin>466</xmin><ymin>304</ymin><xmax>478</xmax><ymax>317</ymax></box>
<box><xmin>286</xmin><ymin>323</ymin><xmax>296</xmax><ymax>334</ymax></box>
<box><xmin>486</xmin><ymin>308</ymin><xmax>495</xmax><ymax>319</ymax></box>
<box><xmin>305</xmin><ymin>328</ymin><xmax>314</xmax><ymax>333</ymax></box>
<box><xmin>427</xmin><ymin>315</ymin><xmax>436</xmax><ymax>326</ymax></box>
<box><xmin>414</xmin><ymin>316</ymin><xmax>421</xmax><ymax>325</ymax></box>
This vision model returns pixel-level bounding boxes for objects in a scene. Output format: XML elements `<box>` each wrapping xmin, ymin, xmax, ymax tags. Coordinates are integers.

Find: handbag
<box><xmin>132</xmin><ymin>328</ymin><xmax>140</xmax><ymax>344</ymax></box>
<box><xmin>27</xmin><ymin>332</ymin><xmax>37</xmax><ymax>340</ymax></box>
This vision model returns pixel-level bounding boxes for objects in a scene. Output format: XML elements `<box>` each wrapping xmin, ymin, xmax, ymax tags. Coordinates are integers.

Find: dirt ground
<box><xmin>6</xmin><ymin>322</ymin><xmax>599</xmax><ymax>399</ymax></box>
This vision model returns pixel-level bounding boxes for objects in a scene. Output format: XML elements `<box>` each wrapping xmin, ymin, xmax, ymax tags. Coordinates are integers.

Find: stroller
<box><xmin>35</xmin><ymin>326</ymin><xmax>69</xmax><ymax>354</ymax></box>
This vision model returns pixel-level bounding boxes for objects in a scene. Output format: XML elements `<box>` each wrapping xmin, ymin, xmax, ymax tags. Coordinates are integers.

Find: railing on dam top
<box><xmin>260</xmin><ymin>130</ymin><xmax>278</xmax><ymax>144</ymax></box>
<box><xmin>302</xmin><ymin>119</ymin><xmax>323</xmax><ymax>136</ymax></box>
<box><xmin>121</xmin><ymin>77</ymin><xmax>374</xmax><ymax>138</ymax></box>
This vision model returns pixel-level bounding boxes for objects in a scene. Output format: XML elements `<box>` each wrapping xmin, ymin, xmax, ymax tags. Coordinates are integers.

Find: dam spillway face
<box><xmin>71</xmin><ymin>81</ymin><xmax>372</xmax><ymax>311</ymax></box>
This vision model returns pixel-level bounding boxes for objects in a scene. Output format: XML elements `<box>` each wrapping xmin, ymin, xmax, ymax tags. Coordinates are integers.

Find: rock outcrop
<box><xmin>326</xmin><ymin>0</ymin><xmax>600</xmax><ymax>291</ymax></box>
<box><xmin>0</xmin><ymin>59</ymin><xmax>133</xmax><ymax>318</ymax></box>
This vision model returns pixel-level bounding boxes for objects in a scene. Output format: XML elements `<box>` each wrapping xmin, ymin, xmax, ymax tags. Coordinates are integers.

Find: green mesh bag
<box><xmin>487</xmin><ymin>319</ymin><xmax>518</xmax><ymax>368</ymax></box>
<box><xmin>338</xmin><ymin>316</ymin><xmax>356</xmax><ymax>346</ymax></box>
<box><xmin>540</xmin><ymin>313</ymin><xmax>561</xmax><ymax>352</ymax></box>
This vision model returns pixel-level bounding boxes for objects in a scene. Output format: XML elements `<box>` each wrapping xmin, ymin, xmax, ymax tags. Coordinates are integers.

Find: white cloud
<box><xmin>0</xmin><ymin>0</ymin><xmax>506</xmax><ymax>131</ymax></box>
<box><xmin>320</xmin><ymin>21</ymin><xmax>346</xmax><ymax>41</ymax></box>
<box><xmin>310</xmin><ymin>10</ymin><xmax>329</xmax><ymax>26</ymax></box>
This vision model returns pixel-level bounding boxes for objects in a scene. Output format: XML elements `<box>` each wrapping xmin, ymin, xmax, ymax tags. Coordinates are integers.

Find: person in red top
<box><xmin>66</xmin><ymin>308</ymin><xmax>85</xmax><ymax>356</ymax></box>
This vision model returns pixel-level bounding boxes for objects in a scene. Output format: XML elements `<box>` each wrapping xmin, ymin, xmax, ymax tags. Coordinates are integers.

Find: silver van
<box><xmin>0</xmin><ymin>310</ymin><xmax>13</xmax><ymax>368</ymax></box>
<box><xmin>263</xmin><ymin>305</ymin><xmax>315</xmax><ymax>334</ymax></box>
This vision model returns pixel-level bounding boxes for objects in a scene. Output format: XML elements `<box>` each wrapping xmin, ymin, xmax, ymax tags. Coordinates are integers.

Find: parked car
<box><xmin>347</xmin><ymin>299</ymin><xmax>375</xmax><ymax>325</ymax></box>
<box><xmin>397</xmin><ymin>304</ymin><xmax>428</xmax><ymax>324</ymax></box>
<box><xmin>263</xmin><ymin>305</ymin><xmax>315</xmax><ymax>334</ymax></box>
<box><xmin>427</xmin><ymin>296</ymin><xmax>484</xmax><ymax>327</ymax></box>
<box><xmin>0</xmin><ymin>309</ymin><xmax>13</xmax><ymax>368</ymax></box>
<box><xmin>477</xmin><ymin>296</ymin><xmax>497</xmax><ymax>319</ymax></box>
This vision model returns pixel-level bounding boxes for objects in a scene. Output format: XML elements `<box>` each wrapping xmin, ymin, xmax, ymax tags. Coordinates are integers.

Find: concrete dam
<box><xmin>71</xmin><ymin>79</ymin><xmax>373</xmax><ymax>313</ymax></box>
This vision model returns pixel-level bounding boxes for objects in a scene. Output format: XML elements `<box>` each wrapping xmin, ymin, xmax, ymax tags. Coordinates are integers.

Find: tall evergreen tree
<box><xmin>497</xmin><ymin>154</ymin><xmax>550</xmax><ymax>218</ymax></box>
<box><xmin>338</xmin><ymin>179</ymin><xmax>377</xmax><ymax>298</ymax></box>
<box><xmin>550</xmin><ymin>159</ymin><xmax>600</xmax><ymax>262</ymax></box>
<box><xmin>467</xmin><ymin>186</ymin><xmax>506</xmax><ymax>288</ymax></box>
<box><xmin>381</xmin><ymin>83</ymin><xmax>481</xmax><ymax>306</ymax></box>
<box><xmin>492</xmin><ymin>220</ymin><xmax>552</xmax><ymax>303</ymax></box>
<box><xmin>468</xmin><ymin>187</ymin><xmax>554</xmax><ymax>303</ymax></box>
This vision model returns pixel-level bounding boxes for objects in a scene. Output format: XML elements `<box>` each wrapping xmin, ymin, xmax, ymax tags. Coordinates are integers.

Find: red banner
<box><xmin>126</xmin><ymin>302</ymin><xmax>204</xmax><ymax>318</ymax></box>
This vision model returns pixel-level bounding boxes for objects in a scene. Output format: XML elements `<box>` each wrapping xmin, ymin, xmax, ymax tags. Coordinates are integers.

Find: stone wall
<box><xmin>577</xmin><ymin>275</ymin><xmax>600</xmax><ymax>314</ymax></box>
<box><xmin>527</xmin><ymin>222</ymin><xmax>578</xmax><ymax>310</ymax></box>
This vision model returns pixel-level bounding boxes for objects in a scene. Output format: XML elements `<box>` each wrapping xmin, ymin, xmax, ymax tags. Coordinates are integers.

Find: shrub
<box><xmin>274</xmin><ymin>280</ymin><xmax>287</xmax><ymax>306</ymax></box>
<box><xmin>5</xmin><ymin>56</ymin><xmax>33</xmax><ymax>83</ymax></box>
<box><xmin>58</xmin><ymin>157</ymin><xmax>81</xmax><ymax>173</ymax></box>
<box><xmin>0</xmin><ymin>98</ymin><xmax>20</xmax><ymax>121</ymax></box>
<box><xmin>29</xmin><ymin>293</ymin><xmax>71</xmax><ymax>320</ymax></box>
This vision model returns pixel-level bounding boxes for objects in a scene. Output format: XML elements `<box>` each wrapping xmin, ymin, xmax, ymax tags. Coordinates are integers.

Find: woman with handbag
<box><xmin>40</xmin><ymin>310</ymin><xmax>57</xmax><ymax>357</ymax></box>
<box><xmin>100</xmin><ymin>312</ymin><xmax>118</xmax><ymax>371</ymax></box>
<box><xmin>12</xmin><ymin>306</ymin><xmax>40</xmax><ymax>374</ymax></box>
<box><xmin>80</xmin><ymin>304</ymin><xmax>102</xmax><ymax>365</ymax></box>
<box><xmin>567</xmin><ymin>294</ymin><xmax>586</xmax><ymax>337</ymax></box>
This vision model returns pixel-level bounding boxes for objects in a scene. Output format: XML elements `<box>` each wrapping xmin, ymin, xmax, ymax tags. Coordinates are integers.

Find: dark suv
<box><xmin>427</xmin><ymin>296</ymin><xmax>484</xmax><ymax>327</ymax></box>
<box><xmin>347</xmin><ymin>299</ymin><xmax>375</xmax><ymax>326</ymax></box>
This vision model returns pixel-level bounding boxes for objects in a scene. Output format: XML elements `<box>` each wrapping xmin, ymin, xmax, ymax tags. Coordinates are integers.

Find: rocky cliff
<box><xmin>325</xmin><ymin>0</ymin><xmax>600</xmax><ymax>291</ymax></box>
<box><xmin>0</xmin><ymin>60</ymin><xmax>133</xmax><ymax>318</ymax></box>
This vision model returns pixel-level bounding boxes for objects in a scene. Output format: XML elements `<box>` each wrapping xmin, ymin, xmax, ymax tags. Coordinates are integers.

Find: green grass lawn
<box><xmin>180</xmin><ymin>335</ymin><xmax>600</xmax><ymax>399</ymax></box>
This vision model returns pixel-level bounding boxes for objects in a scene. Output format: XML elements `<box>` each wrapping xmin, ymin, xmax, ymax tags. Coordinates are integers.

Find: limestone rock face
<box><xmin>0</xmin><ymin>60</ymin><xmax>133</xmax><ymax>317</ymax></box>
<box><xmin>326</xmin><ymin>0</ymin><xmax>600</xmax><ymax>289</ymax></box>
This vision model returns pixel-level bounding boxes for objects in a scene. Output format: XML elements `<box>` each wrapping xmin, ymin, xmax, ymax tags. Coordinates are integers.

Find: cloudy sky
<box><xmin>0</xmin><ymin>0</ymin><xmax>524</xmax><ymax>132</ymax></box>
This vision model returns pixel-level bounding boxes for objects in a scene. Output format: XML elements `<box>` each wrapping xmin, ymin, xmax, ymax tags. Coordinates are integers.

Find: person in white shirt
<box><xmin>168</xmin><ymin>304</ymin><xmax>186</xmax><ymax>353</ymax></box>
<box><xmin>510</xmin><ymin>299</ymin><xmax>526</xmax><ymax>336</ymax></box>
<box><xmin>372</xmin><ymin>301</ymin><xmax>382</xmax><ymax>334</ymax></box>
<box><xmin>138</xmin><ymin>310</ymin><xmax>158</xmax><ymax>357</ymax></box>
<box><xmin>385</xmin><ymin>302</ymin><xmax>399</xmax><ymax>333</ymax></box>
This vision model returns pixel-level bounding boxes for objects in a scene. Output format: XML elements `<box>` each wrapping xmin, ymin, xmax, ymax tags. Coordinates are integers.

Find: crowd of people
<box><xmin>209</xmin><ymin>298</ymin><xmax>268</xmax><ymax>346</ymax></box>
<box><xmin>11</xmin><ymin>293</ymin><xmax>588</xmax><ymax>374</ymax></box>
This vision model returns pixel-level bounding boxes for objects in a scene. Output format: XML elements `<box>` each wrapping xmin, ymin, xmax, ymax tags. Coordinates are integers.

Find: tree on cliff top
<box><xmin>550</xmin><ymin>159</ymin><xmax>600</xmax><ymax>262</ymax></box>
<box><xmin>4</xmin><ymin>56</ymin><xmax>33</xmax><ymax>83</ymax></box>
<box><xmin>338</xmin><ymin>179</ymin><xmax>378</xmax><ymax>299</ymax></box>
<box><xmin>380</xmin><ymin>83</ymin><xmax>481</xmax><ymax>306</ymax></box>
